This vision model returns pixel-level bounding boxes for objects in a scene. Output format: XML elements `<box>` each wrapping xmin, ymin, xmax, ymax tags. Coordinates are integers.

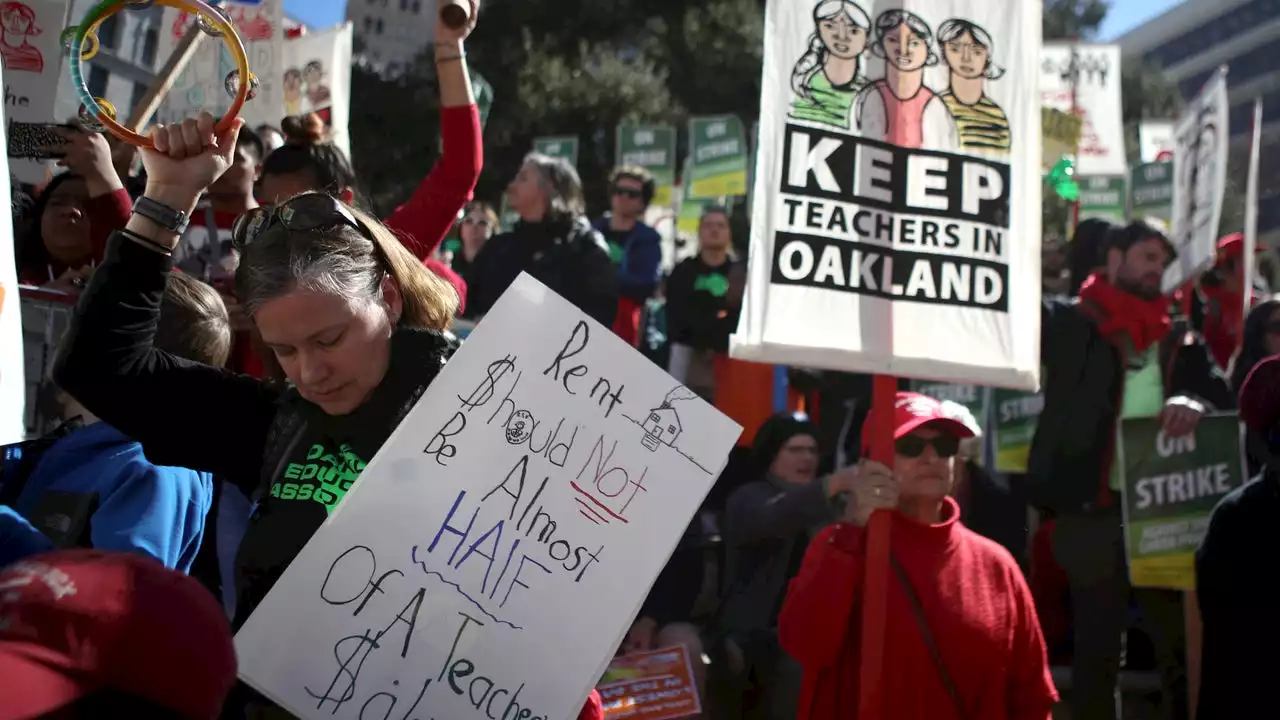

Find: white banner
<box><xmin>1</xmin><ymin>105</ymin><xmax>25</xmax><ymax>444</ymax></box>
<box><xmin>154</xmin><ymin>0</ymin><xmax>284</xmax><ymax>128</ymax></box>
<box><xmin>234</xmin><ymin>274</ymin><xmax>741</xmax><ymax>720</ymax></box>
<box><xmin>1041</xmin><ymin>43</ymin><xmax>1126</xmax><ymax>176</ymax></box>
<box><xmin>1140</xmin><ymin>119</ymin><xmax>1175</xmax><ymax>163</ymax></box>
<box><xmin>280</xmin><ymin>23</ymin><xmax>352</xmax><ymax>158</ymax></box>
<box><xmin>1</xmin><ymin>0</ymin><xmax>69</xmax><ymax>185</ymax></box>
<box><xmin>1168</xmin><ymin>66</ymin><xmax>1228</xmax><ymax>294</ymax></box>
<box><xmin>733</xmin><ymin>0</ymin><xmax>1041</xmax><ymax>390</ymax></box>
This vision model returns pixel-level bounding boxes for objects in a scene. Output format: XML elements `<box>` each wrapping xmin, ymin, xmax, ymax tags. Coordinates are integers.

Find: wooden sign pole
<box><xmin>124</xmin><ymin>24</ymin><xmax>206</xmax><ymax>132</ymax></box>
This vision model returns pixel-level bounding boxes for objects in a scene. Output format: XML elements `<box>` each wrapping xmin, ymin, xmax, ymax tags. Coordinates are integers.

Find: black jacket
<box><xmin>53</xmin><ymin>234</ymin><xmax>456</xmax><ymax>629</ymax></box>
<box><xmin>1196</xmin><ymin>452</ymin><xmax>1280</xmax><ymax>719</ymax></box>
<box><xmin>1026</xmin><ymin>298</ymin><xmax>1231</xmax><ymax>513</ymax></box>
<box><xmin>665</xmin><ymin>255</ymin><xmax>740</xmax><ymax>352</ymax></box>
<box><xmin>464</xmin><ymin>216</ymin><xmax>618</xmax><ymax>327</ymax></box>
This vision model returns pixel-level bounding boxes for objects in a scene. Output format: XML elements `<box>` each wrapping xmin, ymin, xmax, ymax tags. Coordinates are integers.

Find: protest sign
<box><xmin>687</xmin><ymin>115</ymin><xmax>747</xmax><ymax>199</ymax></box>
<box><xmin>907</xmin><ymin>381</ymin><xmax>986</xmax><ymax>429</ymax></box>
<box><xmin>235</xmin><ymin>273</ymin><xmax>742</xmax><ymax>720</ymax></box>
<box><xmin>1078</xmin><ymin>175</ymin><xmax>1127</xmax><ymax>224</ymax></box>
<box><xmin>281</xmin><ymin>22</ymin><xmax>351</xmax><ymax>158</ymax></box>
<box><xmin>676</xmin><ymin>159</ymin><xmax>717</xmax><ymax>237</ymax></box>
<box><xmin>617</xmin><ymin>123</ymin><xmax>677</xmax><ymax>208</ymax></box>
<box><xmin>992</xmin><ymin>388</ymin><xmax>1043</xmax><ymax>473</ymax></box>
<box><xmin>1130</xmin><ymin>161</ymin><xmax>1174</xmax><ymax>224</ymax></box>
<box><xmin>154</xmin><ymin>0</ymin><xmax>284</xmax><ymax>128</ymax></box>
<box><xmin>598</xmin><ymin>646</ymin><xmax>702</xmax><ymax>720</ymax></box>
<box><xmin>0</xmin><ymin>107</ymin><xmax>24</xmax><ymax>444</ymax></box>
<box><xmin>1119</xmin><ymin>413</ymin><xmax>1244</xmax><ymax>590</ymax></box>
<box><xmin>534</xmin><ymin>135</ymin><xmax>580</xmax><ymax>167</ymax></box>
<box><xmin>1167</xmin><ymin>66</ymin><xmax>1228</xmax><ymax>294</ymax></box>
<box><xmin>1041</xmin><ymin>107</ymin><xmax>1082</xmax><ymax>172</ymax></box>
<box><xmin>734</xmin><ymin>1</ymin><xmax>1041</xmax><ymax>390</ymax></box>
<box><xmin>1139</xmin><ymin>119</ymin><xmax>1175</xmax><ymax>162</ymax></box>
<box><xmin>2</xmin><ymin>0</ymin><xmax>68</xmax><ymax>184</ymax></box>
<box><xmin>1040</xmin><ymin>43</ymin><xmax>1126</xmax><ymax>176</ymax></box>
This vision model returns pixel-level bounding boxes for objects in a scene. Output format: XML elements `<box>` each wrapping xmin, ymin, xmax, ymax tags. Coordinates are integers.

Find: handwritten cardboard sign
<box><xmin>599</xmin><ymin>646</ymin><xmax>702</xmax><ymax>720</ymax></box>
<box><xmin>2</xmin><ymin>0</ymin><xmax>68</xmax><ymax>184</ymax></box>
<box><xmin>234</xmin><ymin>273</ymin><xmax>742</xmax><ymax>720</ymax></box>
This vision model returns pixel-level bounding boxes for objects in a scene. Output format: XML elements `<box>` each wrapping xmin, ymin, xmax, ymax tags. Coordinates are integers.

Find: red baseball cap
<box><xmin>1216</xmin><ymin>232</ymin><xmax>1265</xmax><ymax>262</ymax></box>
<box><xmin>894</xmin><ymin>391</ymin><xmax>977</xmax><ymax>440</ymax></box>
<box><xmin>0</xmin><ymin>549</ymin><xmax>237</xmax><ymax>719</ymax></box>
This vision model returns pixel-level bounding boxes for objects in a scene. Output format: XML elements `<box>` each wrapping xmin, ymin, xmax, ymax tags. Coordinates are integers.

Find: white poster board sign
<box><xmin>1041</xmin><ymin>43</ymin><xmax>1126</xmax><ymax>176</ymax></box>
<box><xmin>235</xmin><ymin>274</ymin><xmax>741</xmax><ymax>719</ymax></box>
<box><xmin>280</xmin><ymin>23</ymin><xmax>352</xmax><ymax>158</ymax></box>
<box><xmin>1</xmin><ymin>0</ymin><xmax>69</xmax><ymax>185</ymax></box>
<box><xmin>154</xmin><ymin>0</ymin><xmax>283</xmax><ymax>128</ymax></box>
<box><xmin>0</xmin><ymin>103</ymin><xmax>25</xmax><ymax>444</ymax></box>
<box><xmin>1140</xmin><ymin>119</ymin><xmax>1175</xmax><ymax>163</ymax></box>
<box><xmin>1167</xmin><ymin>66</ymin><xmax>1228</xmax><ymax>294</ymax></box>
<box><xmin>733</xmin><ymin>0</ymin><xmax>1042</xmax><ymax>390</ymax></box>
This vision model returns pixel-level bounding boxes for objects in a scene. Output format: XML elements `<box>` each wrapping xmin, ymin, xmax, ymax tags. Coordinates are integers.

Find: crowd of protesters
<box><xmin>5</xmin><ymin>3</ymin><xmax>1280</xmax><ymax>720</ymax></box>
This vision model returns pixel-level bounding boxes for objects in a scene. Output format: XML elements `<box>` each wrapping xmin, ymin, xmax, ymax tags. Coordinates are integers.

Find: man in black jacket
<box><xmin>1027</xmin><ymin>219</ymin><xmax>1230</xmax><ymax>720</ymax></box>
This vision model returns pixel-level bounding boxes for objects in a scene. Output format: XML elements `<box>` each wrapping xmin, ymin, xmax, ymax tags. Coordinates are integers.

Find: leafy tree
<box><xmin>349</xmin><ymin>0</ymin><xmax>768</xmax><ymax>217</ymax></box>
<box><xmin>1042</xmin><ymin>0</ymin><xmax>1110</xmax><ymax>41</ymax></box>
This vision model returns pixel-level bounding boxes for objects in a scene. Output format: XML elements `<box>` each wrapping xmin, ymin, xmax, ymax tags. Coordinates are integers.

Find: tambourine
<box><xmin>65</xmin><ymin>0</ymin><xmax>256</xmax><ymax>148</ymax></box>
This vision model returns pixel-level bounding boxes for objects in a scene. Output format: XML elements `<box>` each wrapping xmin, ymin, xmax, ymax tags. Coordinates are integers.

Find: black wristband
<box><xmin>120</xmin><ymin>228</ymin><xmax>175</xmax><ymax>257</ymax></box>
<box><xmin>132</xmin><ymin>196</ymin><xmax>191</xmax><ymax>234</ymax></box>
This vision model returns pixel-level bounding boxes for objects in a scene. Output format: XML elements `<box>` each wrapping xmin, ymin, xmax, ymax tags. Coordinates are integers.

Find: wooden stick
<box><xmin>124</xmin><ymin>24</ymin><xmax>206</xmax><ymax>132</ymax></box>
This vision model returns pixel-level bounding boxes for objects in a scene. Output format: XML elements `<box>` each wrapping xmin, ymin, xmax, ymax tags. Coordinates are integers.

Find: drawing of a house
<box><xmin>641</xmin><ymin>404</ymin><xmax>682</xmax><ymax>451</ymax></box>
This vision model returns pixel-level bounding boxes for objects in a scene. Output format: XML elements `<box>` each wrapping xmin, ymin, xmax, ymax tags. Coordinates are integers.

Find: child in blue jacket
<box><xmin>0</xmin><ymin>271</ymin><xmax>231</xmax><ymax>572</ymax></box>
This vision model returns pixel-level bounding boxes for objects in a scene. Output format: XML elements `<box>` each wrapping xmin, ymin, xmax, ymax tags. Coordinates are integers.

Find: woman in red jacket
<box><xmin>778</xmin><ymin>391</ymin><xmax>1058</xmax><ymax>719</ymax></box>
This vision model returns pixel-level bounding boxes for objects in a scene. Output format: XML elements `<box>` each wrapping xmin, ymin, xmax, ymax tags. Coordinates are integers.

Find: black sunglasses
<box><xmin>612</xmin><ymin>187</ymin><xmax>643</xmax><ymax>199</ymax></box>
<box><xmin>895</xmin><ymin>434</ymin><xmax>961</xmax><ymax>459</ymax></box>
<box><xmin>231</xmin><ymin>194</ymin><xmax>369</xmax><ymax>251</ymax></box>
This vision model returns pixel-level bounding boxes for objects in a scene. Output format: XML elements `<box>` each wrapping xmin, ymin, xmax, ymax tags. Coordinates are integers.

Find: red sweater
<box><xmin>777</xmin><ymin>498</ymin><xmax>1057</xmax><ymax>720</ymax></box>
<box><xmin>384</xmin><ymin>103</ymin><xmax>482</xmax><ymax>315</ymax></box>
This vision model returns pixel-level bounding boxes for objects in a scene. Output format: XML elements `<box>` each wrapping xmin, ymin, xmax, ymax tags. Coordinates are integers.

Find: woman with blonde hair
<box><xmin>54</xmin><ymin>111</ymin><xmax>456</xmax><ymax>622</ymax></box>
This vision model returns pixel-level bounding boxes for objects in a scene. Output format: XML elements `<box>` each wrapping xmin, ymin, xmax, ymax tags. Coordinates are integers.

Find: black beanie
<box><xmin>751</xmin><ymin>412</ymin><xmax>818</xmax><ymax>475</ymax></box>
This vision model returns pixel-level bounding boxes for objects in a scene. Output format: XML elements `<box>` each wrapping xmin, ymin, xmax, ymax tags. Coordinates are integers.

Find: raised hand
<box><xmin>140</xmin><ymin>113</ymin><xmax>244</xmax><ymax>202</ymax></box>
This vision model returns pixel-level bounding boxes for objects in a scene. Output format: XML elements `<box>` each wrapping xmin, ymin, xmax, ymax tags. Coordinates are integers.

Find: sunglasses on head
<box><xmin>895</xmin><ymin>434</ymin><xmax>961</xmax><ymax>459</ymax></box>
<box><xmin>231</xmin><ymin>193</ymin><xmax>369</xmax><ymax>251</ymax></box>
<box><xmin>612</xmin><ymin>187</ymin><xmax>643</xmax><ymax>199</ymax></box>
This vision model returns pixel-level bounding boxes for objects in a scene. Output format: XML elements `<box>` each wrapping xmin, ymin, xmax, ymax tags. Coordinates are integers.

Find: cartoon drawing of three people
<box><xmin>790</xmin><ymin>1</ymin><xmax>1011</xmax><ymax>153</ymax></box>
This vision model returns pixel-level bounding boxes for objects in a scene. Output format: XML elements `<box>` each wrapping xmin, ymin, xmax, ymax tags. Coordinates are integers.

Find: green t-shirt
<box><xmin>790</xmin><ymin>70</ymin><xmax>865</xmax><ymax>129</ymax></box>
<box><xmin>1110</xmin><ymin>348</ymin><xmax>1165</xmax><ymax>490</ymax></box>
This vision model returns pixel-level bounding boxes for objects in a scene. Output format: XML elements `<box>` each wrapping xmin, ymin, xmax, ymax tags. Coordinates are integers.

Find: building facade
<box><xmin>1117</xmin><ymin>0</ymin><xmax>1280</xmax><ymax>244</ymax></box>
<box><xmin>346</xmin><ymin>0</ymin><xmax>436</xmax><ymax>75</ymax></box>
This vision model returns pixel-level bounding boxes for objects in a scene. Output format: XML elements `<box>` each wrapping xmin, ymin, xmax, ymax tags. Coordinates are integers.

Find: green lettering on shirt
<box><xmin>270</xmin><ymin>442</ymin><xmax>366</xmax><ymax>514</ymax></box>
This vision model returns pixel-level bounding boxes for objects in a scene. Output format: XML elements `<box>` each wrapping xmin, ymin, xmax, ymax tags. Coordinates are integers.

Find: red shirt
<box><xmin>778</xmin><ymin>498</ymin><xmax>1057</xmax><ymax>720</ymax></box>
<box><xmin>384</xmin><ymin>104</ymin><xmax>482</xmax><ymax>315</ymax></box>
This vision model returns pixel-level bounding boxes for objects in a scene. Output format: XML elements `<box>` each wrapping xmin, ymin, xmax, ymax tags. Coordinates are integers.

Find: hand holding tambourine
<box><xmin>64</xmin><ymin>0</ymin><xmax>256</xmax><ymax>149</ymax></box>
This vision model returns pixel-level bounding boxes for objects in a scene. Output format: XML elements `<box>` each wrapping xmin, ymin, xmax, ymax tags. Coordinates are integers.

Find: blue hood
<box><xmin>8</xmin><ymin>422</ymin><xmax>213</xmax><ymax>572</ymax></box>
